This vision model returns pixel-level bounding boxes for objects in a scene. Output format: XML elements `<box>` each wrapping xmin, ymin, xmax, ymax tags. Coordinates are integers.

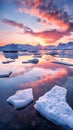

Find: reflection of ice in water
<box><xmin>3</xmin><ymin>52</ymin><xmax>18</xmax><ymax>59</ymax></box>
<box><xmin>0</xmin><ymin>53</ymin><xmax>34</xmax><ymax>76</ymax></box>
<box><xmin>0</xmin><ymin>50</ymin><xmax>73</xmax><ymax>130</ymax></box>
<box><xmin>18</xmin><ymin>51</ymin><xmax>32</xmax><ymax>56</ymax></box>
<box><xmin>58</xmin><ymin>50</ymin><xmax>73</xmax><ymax>58</ymax></box>
<box><xmin>55</xmin><ymin>57</ymin><xmax>73</xmax><ymax>66</ymax></box>
<box><xmin>0</xmin><ymin>50</ymin><xmax>73</xmax><ymax>79</ymax></box>
<box><xmin>53</xmin><ymin>50</ymin><xmax>73</xmax><ymax>66</ymax></box>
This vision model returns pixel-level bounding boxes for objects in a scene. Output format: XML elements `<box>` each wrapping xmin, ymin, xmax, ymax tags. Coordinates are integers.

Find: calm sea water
<box><xmin>0</xmin><ymin>50</ymin><xmax>73</xmax><ymax>130</ymax></box>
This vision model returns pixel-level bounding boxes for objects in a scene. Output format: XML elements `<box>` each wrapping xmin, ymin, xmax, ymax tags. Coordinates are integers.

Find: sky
<box><xmin>0</xmin><ymin>0</ymin><xmax>73</xmax><ymax>46</ymax></box>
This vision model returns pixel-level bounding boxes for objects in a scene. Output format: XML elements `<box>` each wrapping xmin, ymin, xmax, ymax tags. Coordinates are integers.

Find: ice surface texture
<box><xmin>34</xmin><ymin>85</ymin><xmax>73</xmax><ymax>129</ymax></box>
<box><xmin>7</xmin><ymin>88</ymin><xmax>33</xmax><ymax>109</ymax></box>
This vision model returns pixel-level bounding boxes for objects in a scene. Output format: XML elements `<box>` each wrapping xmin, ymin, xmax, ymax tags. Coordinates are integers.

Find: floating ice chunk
<box><xmin>7</xmin><ymin>88</ymin><xmax>33</xmax><ymax>109</ymax></box>
<box><xmin>2</xmin><ymin>60</ymin><xmax>15</xmax><ymax>64</ymax></box>
<box><xmin>22</xmin><ymin>58</ymin><xmax>39</xmax><ymax>64</ymax></box>
<box><xmin>0</xmin><ymin>71</ymin><xmax>12</xmax><ymax>78</ymax></box>
<box><xmin>34</xmin><ymin>85</ymin><xmax>73</xmax><ymax>129</ymax></box>
<box><xmin>49</xmin><ymin>51</ymin><xmax>58</xmax><ymax>56</ymax></box>
<box><xmin>53</xmin><ymin>61</ymin><xmax>73</xmax><ymax>66</ymax></box>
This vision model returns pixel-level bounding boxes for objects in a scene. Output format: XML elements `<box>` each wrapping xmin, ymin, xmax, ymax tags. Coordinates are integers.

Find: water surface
<box><xmin>0</xmin><ymin>50</ymin><xmax>73</xmax><ymax>130</ymax></box>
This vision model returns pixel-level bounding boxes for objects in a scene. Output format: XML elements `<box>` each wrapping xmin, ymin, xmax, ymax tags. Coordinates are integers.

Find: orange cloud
<box><xmin>2</xmin><ymin>17</ymin><xmax>73</xmax><ymax>45</ymax></box>
<box><xmin>14</xmin><ymin>0</ymin><xmax>70</xmax><ymax>31</ymax></box>
<box><xmin>1</xmin><ymin>0</ymin><xmax>73</xmax><ymax>45</ymax></box>
<box><xmin>29</xmin><ymin>30</ymin><xmax>66</xmax><ymax>43</ymax></box>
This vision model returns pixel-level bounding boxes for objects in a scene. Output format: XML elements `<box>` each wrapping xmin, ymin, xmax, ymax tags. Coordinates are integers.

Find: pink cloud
<box><xmin>20</xmin><ymin>68</ymin><xmax>68</xmax><ymax>89</ymax></box>
<box><xmin>2</xmin><ymin>16</ymin><xmax>73</xmax><ymax>45</ymax></box>
<box><xmin>2</xmin><ymin>19</ymin><xmax>33</xmax><ymax>33</ymax></box>
<box><xmin>13</xmin><ymin>0</ymin><xmax>70</xmax><ymax>31</ymax></box>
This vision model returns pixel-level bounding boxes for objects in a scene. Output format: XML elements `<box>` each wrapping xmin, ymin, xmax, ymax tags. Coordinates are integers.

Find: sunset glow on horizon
<box><xmin>0</xmin><ymin>0</ymin><xmax>73</xmax><ymax>46</ymax></box>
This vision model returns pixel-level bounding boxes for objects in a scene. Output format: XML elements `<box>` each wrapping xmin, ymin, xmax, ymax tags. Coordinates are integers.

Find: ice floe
<box><xmin>7</xmin><ymin>88</ymin><xmax>33</xmax><ymax>109</ymax></box>
<box><xmin>0</xmin><ymin>71</ymin><xmax>12</xmax><ymax>78</ymax></box>
<box><xmin>49</xmin><ymin>51</ymin><xmax>58</xmax><ymax>56</ymax></box>
<box><xmin>2</xmin><ymin>60</ymin><xmax>15</xmax><ymax>64</ymax></box>
<box><xmin>52</xmin><ymin>61</ymin><xmax>73</xmax><ymax>66</ymax></box>
<box><xmin>22</xmin><ymin>58</ymin><xmax>39</xmax><ymax>64</ymax></box>
<box><xmin>34</xmin><ymin>85</ymin><xmax>73</xmax><ymax>129</ymax></box>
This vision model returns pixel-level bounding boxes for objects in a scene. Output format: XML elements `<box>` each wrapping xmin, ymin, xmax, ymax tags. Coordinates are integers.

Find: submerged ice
<box><xmin>7</xmin><ymin>88</ymin><xmax>33</xmax><ymax>109</ymax></box>
<box><xmin>34</xmin><ymin>85</ymin><xmax>73</xmax><ymax>129</ymax></box>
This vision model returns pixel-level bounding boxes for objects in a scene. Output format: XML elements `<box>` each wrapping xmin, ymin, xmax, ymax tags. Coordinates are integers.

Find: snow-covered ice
<box><xmin>7</xmin><ymin>88</ymin><xmax>33</xmax><ymax>109</ymax></box>
<box><xmin>34</xmin><ymin>85</ymin><xmax>73</xmax><ymax>129</ymax></box>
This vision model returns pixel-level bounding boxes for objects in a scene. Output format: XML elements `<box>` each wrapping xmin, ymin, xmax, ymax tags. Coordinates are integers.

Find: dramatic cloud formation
<box><xmin>13</xmin><ymin>0</ymin><xmax>70</xmax><ymax>31</ymax></box>
<box><xmin>2</xmin><ymin>18</ymin><xmax>73</xmax><ymax>44</ymax></box>
<box><xmin>1</xmin><ymin>0</ymin><xmax>73</xmax><ymax>45</ymax></box>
